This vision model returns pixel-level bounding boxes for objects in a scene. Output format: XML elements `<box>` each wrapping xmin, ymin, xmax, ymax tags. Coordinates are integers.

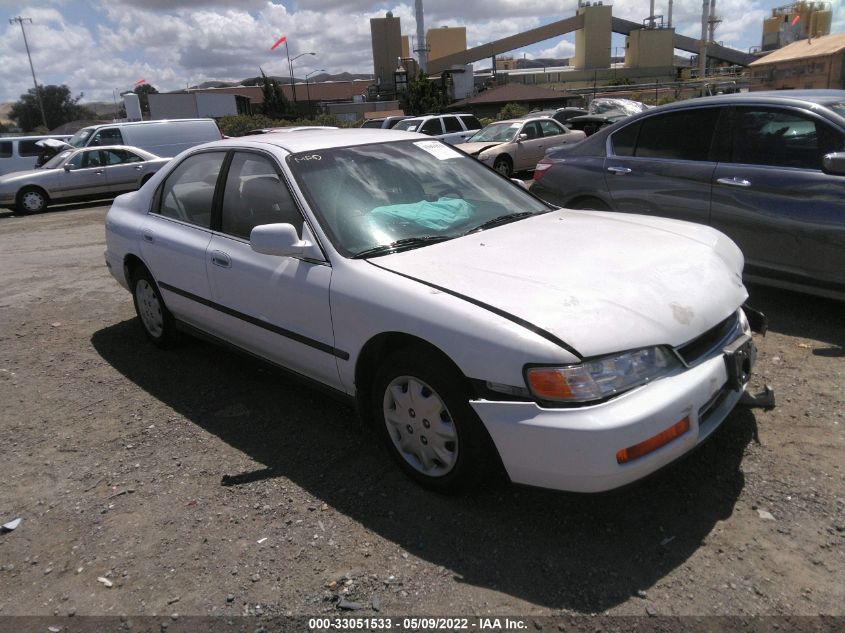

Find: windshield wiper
<box><xmin>462</xmin><ymin>211</ymin><xmax>536</xmax><ymax>235</ymax></box>
<box><xmin>352</xmin><ymin>235</ymin><xmax>451</xmax><ymax>259</ymax></box>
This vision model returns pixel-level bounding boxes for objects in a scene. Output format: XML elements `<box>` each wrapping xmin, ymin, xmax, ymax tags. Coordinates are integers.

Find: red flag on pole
<box><xmin>791</xmin><ymin>15</ymin><xmax>801</xmax><ymax>26</ymax></box>
<box><xmin>270</xmin><ymin>35</ymin><xmax>286</xmax><ymax>50</ymax></box>
<box><xmin>134</xmin><ymin>78</ymin><xmax>146</xmax><ymax>86</ymax></box>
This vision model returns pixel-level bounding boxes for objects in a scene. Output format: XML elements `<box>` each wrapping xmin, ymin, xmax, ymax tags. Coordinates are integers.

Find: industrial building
<box><xmin>761</xmin><ymin>2</ymin><xmax>833</xmax><ymax>51</ymax></box>
<box><xmin>370</xmin><ymin>11</ymin><xmax>403</xmax><ymax>94</ymax></box>
<box><xmin>750</xmin><ymin>31</ymin><xmax>845</xmax><ymax>89</ymax></box>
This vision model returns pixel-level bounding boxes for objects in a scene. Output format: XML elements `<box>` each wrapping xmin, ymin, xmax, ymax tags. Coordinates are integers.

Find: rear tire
<box><xmin>16</xmin><ymin>187</ymin><xmax>48</xmax><ymax>214</ymax></box>
<box><xmin>131</xmin><ymin>267</ymin><xmax>178</xmax><ymax>348</ymax></box>
<box><xmin>371</xmin><ymin>347</ymin><xmax>497</xmax><ymax>494</ymax></box>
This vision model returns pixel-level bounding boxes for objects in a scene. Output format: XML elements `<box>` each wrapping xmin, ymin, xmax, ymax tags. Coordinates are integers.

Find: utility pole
<box><xmin>9</xmin><ymin>16</ymin><xmax>49</xmax><ymax>130</ymax></box>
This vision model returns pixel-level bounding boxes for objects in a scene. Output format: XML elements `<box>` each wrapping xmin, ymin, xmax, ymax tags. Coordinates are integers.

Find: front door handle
<box><xmin>142</xmin><ymin>230</ymin><xmax>154</xmax><ymax>243</ymax></box>
<box><xmin>134</xmin><ymin>165</ymin><xmax>144</xmax><ymax>171</ymax></box>
<box><xmin>607</xmin><ymin>166</ymin><xmax>632</xmax><ymax>175</ymax></box>
<box><xmin>95</xmin><ymin>169</ymin><xmax>105</xmax><ymax>175</ymax></box>
<box><xmin>716</xmin><ymin>177</ymin><xmax>752</xmax><ymax>187</ymax></box>
<box><xmin>211</xmin><ymin>251</ymin><xmax>231</xmax><ymax>268</ymax></box>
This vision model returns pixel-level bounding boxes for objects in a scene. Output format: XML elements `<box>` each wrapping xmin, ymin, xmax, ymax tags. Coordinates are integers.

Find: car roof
<box><xmin>197</xmin><ymin>128</ymin><xmax>428</xmax><ymax>154</ymax></box>
<box><xmin>653</xmin><ymin>89</ymin><xmax>845</xmax><ymax>112</ymax></box>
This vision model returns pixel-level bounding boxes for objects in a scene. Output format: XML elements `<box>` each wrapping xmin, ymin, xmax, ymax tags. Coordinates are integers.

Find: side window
<box><xmin>81</xmin><ymin>150</ymin><xmax>104</xmax><ymax>168</ymax></box>
<box><xmin>155</xmin><ymin>152</ymin><xmax>226</xmax><ymax>228</ymax></box>
<box><xmin>102</xmin><ymin>149</ymin><xmax>143</xmax><ymax>164</ymax></box>
<box><xmin>729</xmin><ymin>107</ymin><xmax>843</xmax><ymax>169</ymax></box>
<box><xmin>220</xmin><ymin>152</ymin><xmax>302</xmax><ymax>240</ymax></box>
<box><xmin>66</xmin><ymin>152</ymin><xmax>85</xmax><ymax>169</ymax></box>
<box><xmin>522</xmin><ymin>122</ymin><xmax>541</xmax><ymax>140</ymax></box>
<box><xmin>635</xmin><ymin>109</ymin><xmax>719</xmax><ymax>161</ymax></box>
<box><xmin>419</xmin><ymin>119</ymin><xmax>443</xmax><ymax>135</ymax></box>
<box><xmin>442</xmin><ymin>116</ymin><xmax>462</xmax><ymax>133</ymax></box>
<box><xmin>18</xmin><ymin>140</ymin><xmax>42</xmax><ymax>157</ymax></box>
<box><xmin>0</xmin><ymin>142</ymin><xmax>11</xmax><ymax>158</ymax></box>
<box><xmin>90</xmin><ymin>128</ymin><xmax>123</xmax><ymax>146</ymax></box>
<box><xmin>539</xmin><ymin>120</ymin><xmax>564</xmax><ymax>137</ymax></box>
<box><xmin>610</xmin><ymin>121</ymin><xmax>641</xmax><ymax>157</ymax></box>
<box><xmin>459</xmin><ymin>115</ymin><xmax>482</xmax><ymax>130</ymax></box>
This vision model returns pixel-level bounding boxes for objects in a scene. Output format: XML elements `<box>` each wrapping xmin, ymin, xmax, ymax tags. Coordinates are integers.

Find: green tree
<box><xmin>134</xmin><ymin>83</ymin><xmax>159</xmax><ymax>116</ymax></box>
<box><xmin>259</xmin><ymin>68</ymin><xmax>292</xmax><ymax>119</ymax></box>
<box><xmin>402</xmin><ymin>71</ymin><xmax>447</xmax><ymax>116</ymax></box>
<box><xmin>9</xmin><ymin>84</ymin><xmax>95</xmax><ymax>132</ymax></box>
<box><xmin>496</xmin><ymin>102</ymin><xmax>528</xmax><ymax>120</ymax></box>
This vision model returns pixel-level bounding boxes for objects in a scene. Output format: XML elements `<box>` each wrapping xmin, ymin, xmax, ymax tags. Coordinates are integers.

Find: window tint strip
<box><xmin>158</xmin><ymin>281</ymin><xmax>349</xmax><ymax>360</ymax></box>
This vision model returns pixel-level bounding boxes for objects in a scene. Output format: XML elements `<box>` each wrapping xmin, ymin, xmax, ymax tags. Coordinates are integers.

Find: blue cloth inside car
<box><xmin>368</xmin><ymin>197</ymin><xmax>474</xmax><ymax>231</ymax></box>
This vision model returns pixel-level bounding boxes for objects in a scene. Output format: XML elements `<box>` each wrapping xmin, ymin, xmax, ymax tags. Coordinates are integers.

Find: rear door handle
<box><xmin>142</xmin><ymin>230</ymin><xmax>154</xmax><ymax>243</ymax></box>
<box><xmin>717</xmin><ymin>177</ymin><xmax>752</xmax><ymax>187</ymax></box>
<box><xmin>134</xmin><ymin>165</ymin><xmax>144</xmax><ymax>171</ymax></box>
<box><xmin>211</xmin><ymin>251</ymin><xmax>231</xmax><ymax>268</ymax></box>
<box><xmin>607</xmin><ymin>166</ymin><xmax>632</xmax><ymax>175</ymax></box>
<box><xmin>95</xmin><ymin>169</ymin><xmax>105</xmax><ymax>175</ymax></box>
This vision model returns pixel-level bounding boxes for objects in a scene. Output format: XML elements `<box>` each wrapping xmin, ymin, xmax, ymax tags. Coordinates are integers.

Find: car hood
<box><xmin>371</xmin><ymin>210</ymin><xmax>747</xmax><ymax>358</ymax></box>
<box><xmin>455</xmin><ymin>141</ymin><xmax>506</xmax><ymax>156</ymax></box>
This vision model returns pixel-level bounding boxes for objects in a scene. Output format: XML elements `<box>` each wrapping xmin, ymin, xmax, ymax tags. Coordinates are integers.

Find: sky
<box><xmin>1</xmin><ymin>0</ymin><xmax>843</xmax><ymax>105</ymax></box>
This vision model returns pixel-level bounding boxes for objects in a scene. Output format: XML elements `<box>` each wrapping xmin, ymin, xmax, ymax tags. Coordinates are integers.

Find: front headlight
<box><xmin>525</xmin><ymin>346</ymin><xmax>681</xmax><ymax>404</ymax></box>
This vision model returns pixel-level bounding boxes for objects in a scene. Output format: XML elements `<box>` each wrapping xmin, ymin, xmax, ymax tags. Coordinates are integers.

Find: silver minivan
<box><xmin>0</xmin><ymin>135</ymin><xmax>72</xmax><ymax>176</ymax></box>
<box><xmin>66</xmin><ymin>119</ymin><xmax>221</xmax><ymax>157</ymax></box>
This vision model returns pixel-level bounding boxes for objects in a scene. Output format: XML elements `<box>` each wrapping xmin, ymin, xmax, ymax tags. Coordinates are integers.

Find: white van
<box><xmin>66</xmin><ymin>119</ymin><xmax>221</xmax><ymax>157</ymax></box>
<box><xmin>0</xmin><ymin>135</ymin><xmax>72</xmax><ymax>176</ymax></box>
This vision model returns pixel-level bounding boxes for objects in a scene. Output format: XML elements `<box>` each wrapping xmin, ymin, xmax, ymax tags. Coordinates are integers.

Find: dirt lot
<box><xmin>0</xmin><ymin>203</ymin><xmax>842</xmax><ymax>622</ymax></box>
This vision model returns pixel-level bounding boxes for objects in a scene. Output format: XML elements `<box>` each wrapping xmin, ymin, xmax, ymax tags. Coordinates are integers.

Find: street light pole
<box><xmin>9</xmin><ymin>16</ymin><xmax>48</xmax><ymax>130</ymax></box>
<box><xmin>305</xmin><ymin>69</ymin><xmax>325</xmax><ymax>120</ymax></box>
<box><xmin>289</xmin><ymin>51</ymin><xmax>316</xmax><ymax>109</ymax></box>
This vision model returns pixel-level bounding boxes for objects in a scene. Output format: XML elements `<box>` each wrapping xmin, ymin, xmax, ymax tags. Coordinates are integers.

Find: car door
<box><xmin>710</xmin><ymin>106</ymin><xmax>845</xmax><ymax>291</ymax></box>
<box><xmin>58</xmin><ymin>149</ymin><xmax>109</xmax><ymax>198</ymax></box>
<box><xmin>510</xmin><ymin>121</ymin><xmax>547</xmax><ymax>171</ymax></box>
<box><xmin>100</xmin><ymin>148</ymin><xmax>147</xmax><ymax>194</ymax></box>
<box><xmin>441</xmin><ymin>115</ymin><xmax>471</xmax><ymax>145</ymax></box>
<box><xmin>139</xmin><ymin>151</ymin><xmax>227</xmax><ymax>330</ymax></box>
<box><xmin>603</xmin><ymin>107</ymin><xmax>722</xmax><ymax>225</ymax></box>
<box><xmin>205</xmin><ymin>150</ymin><xmax>339</xmax><ymax>387</ymax></box>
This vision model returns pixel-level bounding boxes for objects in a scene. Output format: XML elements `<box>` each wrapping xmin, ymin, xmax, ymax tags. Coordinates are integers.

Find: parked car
<box><xmin>0</xmin><ymin>145</ymin><xmax>170</xmax><ymax>214</ymax></box>
<box><xmin>0</xmin><ymin>135</ymin><xmax>72</xmax><ymax>176</ymax></box>
<box><xmin>531</xmin><ymin>90</ymin><xmax>845</xmax><ymax>300</ymax></box>
<box><xmin>566</xmin><ymin>98</ymin><xmax>649</xmax><ymax>136</ymax></box>
<box><xmin>104</xmin><ymin>128</ymin><xmax>765</xmax><ymax>494</ymax></box>
<box><xmin>391</xmin><ymin>113</ymin><xmax>482</xmax><ymax>144</ymax></box>
<box><xmin>521</xmin><ymin>107</ymin><xmax>588</xmax><ymax>125</ymax></box>
<box><xmin>64</xmin><ymin>119</ymin><xmax>222</xmax><ymax>157</ymax></box>
<box><xmin>455</xmin><ymin>117</ymin><xmax>586</xmax><ymax>177</ymax></box>
<box><xmin>360</xmin><ymin>116</ymin><xmax>412</xmax><ymax>129</ymax></box>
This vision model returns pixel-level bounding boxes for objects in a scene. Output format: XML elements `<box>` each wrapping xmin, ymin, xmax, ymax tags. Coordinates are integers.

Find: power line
<box><xmin>9</xmin><ymin>15</ymin><xmax>49</xmax><ymax>129</ymax></box>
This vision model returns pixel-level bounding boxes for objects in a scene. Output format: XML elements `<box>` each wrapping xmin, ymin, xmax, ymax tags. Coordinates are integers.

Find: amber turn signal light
<box><xmin>616</xmin><ymin>417</ymin><xmax>690</xmax><ymax>464</ymax></box>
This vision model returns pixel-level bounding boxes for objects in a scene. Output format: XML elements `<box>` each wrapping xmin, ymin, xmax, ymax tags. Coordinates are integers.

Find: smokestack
<box><xmin>708</xmin><ymin>0</ymin><xmax>717</xmax><ymax>43</ymax></box>
<box><xmin>649</xmin><ymin>0</ymin><xmax>655</xmax><ymax>27</ymax></box>
<box><xmin>668</xmin><ymin>0</ymin><xmax>673</xmax><ymax>27</ymax></box>
<box><xmin>415</xmin><ymin>0</ymin><xmax>427</xmax><ymax>72</ymax></box>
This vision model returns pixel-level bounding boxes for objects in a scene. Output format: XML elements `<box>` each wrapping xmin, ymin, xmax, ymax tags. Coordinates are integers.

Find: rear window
<box><xmin>635</xmin><ymin>109</ymin><xmax>719</xmax><ymax>161</ymax></box>
<box><xmin>361</xmin><ymin>120</ymin><xmax>383</xmax><ymax>129</ymax></box>
<box><xmin>18</xmin><ymin>140</ymin><xmax>43</xmax><ymax>157</ymax></box>
<box><xmin>0</xmin><ymin>141</ymin><xmax>11</xmax><ymax>158</ymax></box>
<box><xmin>459</xmin><ymin>115</ymin><xmax>482</xmax><ymax>130</ymax></box>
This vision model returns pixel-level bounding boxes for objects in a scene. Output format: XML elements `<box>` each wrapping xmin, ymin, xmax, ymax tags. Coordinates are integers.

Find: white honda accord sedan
<box><xmin>105</xmin><ymin>128</ymin><xmax>764</xmax><ymax>494</ymax></box>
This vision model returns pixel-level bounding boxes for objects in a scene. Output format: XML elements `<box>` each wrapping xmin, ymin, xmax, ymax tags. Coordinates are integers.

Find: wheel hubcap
<box><xmin>22</xmin><ymin>192</ymin><xmax>44</xmax><ymax>211</ymax></box>
<box><xmin>496</xmin><ymin>162</ymin><xmax>510</xmax><ymax>176</ymax></box>
<box><xmin>383</xmin><ymin>376</ymin><xmax>458</xmax><ymax>477</ymax></box>
<box><xmin>135</xmin><ymin>280</ymin><xmax>164</xmax><ymax>338</ymax></box>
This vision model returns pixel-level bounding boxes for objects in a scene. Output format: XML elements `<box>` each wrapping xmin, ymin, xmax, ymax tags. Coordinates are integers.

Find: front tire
<box><xmin>493</xmin><ymin>155</ymin><xmax>513</xmax><ymax>178</ymax></box>
<box><xmin>131</xmin><ymin>267</ymin><xmax>177</xmax><ymax>348</ymax></box>
<box><xmin>371</xmin><ymin>347</ymin><xmax>496</xmax><ymax>494</ymax></box>
<box><xmin>16</xmin><ymin>187</ymin><xmax>48</xmax><ymax>214</ymax></box>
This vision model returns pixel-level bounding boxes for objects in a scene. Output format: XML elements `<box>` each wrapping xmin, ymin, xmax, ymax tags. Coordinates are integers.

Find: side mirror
<box><xmin>822</xmin><ymin>152</ymin><xmax>845</xmax><ymax>176</ymax></box>
<box><xmin>63</xmin><ymin>164</ymin><xmax>74</xmax><ymax>172</ymax></box>
<box><xmin>250</xmin><ymin>223</ymin><xmax>319</xmax><ymax>259</ymax></box>
<box><xmin>517</xmin><ymin>133</ymin><xmax>528</xmax><ymax>142</ymax></box>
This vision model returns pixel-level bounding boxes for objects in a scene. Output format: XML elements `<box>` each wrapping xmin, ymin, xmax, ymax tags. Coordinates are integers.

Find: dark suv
<box><xmin>531</xmin><ymin>90</ymin><xmax>845</xmax><ymax>300</ymax></box>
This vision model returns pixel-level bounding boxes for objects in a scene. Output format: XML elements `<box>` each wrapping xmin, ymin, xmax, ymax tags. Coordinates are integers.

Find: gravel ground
<box><xmin>0</xmin><ymin>203</ymin><xmax>842</xmax><ymax>621</ymax></box>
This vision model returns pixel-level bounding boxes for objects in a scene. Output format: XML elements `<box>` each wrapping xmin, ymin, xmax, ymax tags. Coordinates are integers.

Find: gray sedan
<box><xmin>531</xmin><ymin>90</ymin><xmax>845</xmax><ymax>301</ymax></box>
<box><xmin>0</xmin><ymin>145</ymin><xmax>171</xmax><ymax>214</ymax></box>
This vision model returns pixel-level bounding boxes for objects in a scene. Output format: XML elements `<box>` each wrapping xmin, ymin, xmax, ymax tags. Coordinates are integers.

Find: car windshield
<box><xmin>467</xmin><ymin>123</ymin><xmax>520</xmax><ymax>143</ymax></box>
<box><xmin>67</xmin><ymin>128</ymin><xmax>93</xmax><ymax>148</ymax></box>
<box><xmin>287</xmin><ymin>139</ymin><xmax>551</xmax><ymax>258</ymax></box>
<box><xmin>828</xmin><ymin>102</ymin><xmax>845</xmax><ymax>119</ymax></box>
<box><xmin>392</xmin><ymin>119</ymin><xmax>422</xmax><ymax>132</ymax></box>
<box><xmin>42</xmin><ymin>150</ymin><xmax>73</xmax><ymax>169</ymax></box>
